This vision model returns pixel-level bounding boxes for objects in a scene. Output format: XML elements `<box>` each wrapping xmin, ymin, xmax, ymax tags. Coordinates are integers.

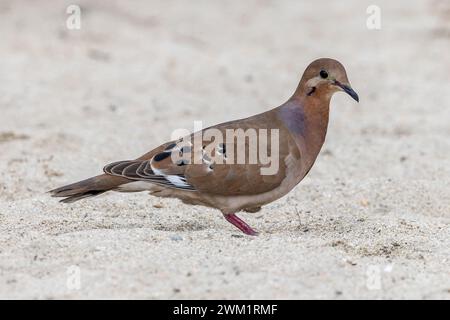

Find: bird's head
<box><xmin>298</xmin><ymin>58</ymin><xmax>359</xmax><ymax>102</ymax></box>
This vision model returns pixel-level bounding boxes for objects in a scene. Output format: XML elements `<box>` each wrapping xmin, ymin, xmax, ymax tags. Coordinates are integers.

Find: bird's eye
<box><xmin>319</xmin><ymin>70</ymin><xmax>328</xmax><ymax>79</ymax></box>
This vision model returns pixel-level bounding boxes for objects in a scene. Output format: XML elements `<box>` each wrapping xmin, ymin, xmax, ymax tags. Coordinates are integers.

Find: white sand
<box><xmin>0</xmin><ymin>0</ymin><xmax>449</xmax><ymax>299</ymax></box>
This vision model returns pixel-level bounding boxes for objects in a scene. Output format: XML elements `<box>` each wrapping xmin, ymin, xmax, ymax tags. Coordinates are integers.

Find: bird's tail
<box><xmin>49</xmin><ymin>174</ymin><xmax>130</xmax><ymax>203</ymax></box>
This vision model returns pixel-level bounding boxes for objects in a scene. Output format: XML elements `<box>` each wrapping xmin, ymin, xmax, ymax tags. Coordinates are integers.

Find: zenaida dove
<box><xmin>50</xmin><ymin>58</ymin><xmax>359</xmax><ymax>235</ymax></box>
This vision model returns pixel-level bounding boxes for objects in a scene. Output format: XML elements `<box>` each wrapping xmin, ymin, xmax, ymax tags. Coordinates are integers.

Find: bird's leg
<box><xmin>223</xmin><ymin>213</ymin><xmax>258</xmax><ymax>236</ymax></box>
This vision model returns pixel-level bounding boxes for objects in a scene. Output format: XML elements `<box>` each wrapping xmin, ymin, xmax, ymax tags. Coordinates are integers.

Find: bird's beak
<box><xmin>334</xmin><ymin>80</ymin><xmax>359</xmax><ymax>102</ymax></box>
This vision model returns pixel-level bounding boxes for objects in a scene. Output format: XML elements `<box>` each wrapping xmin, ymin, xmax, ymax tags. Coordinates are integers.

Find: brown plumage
<box><xmin>50</xmin><ymin>58</ymin><xmax>359</xmax><ymax>235</ymax></box>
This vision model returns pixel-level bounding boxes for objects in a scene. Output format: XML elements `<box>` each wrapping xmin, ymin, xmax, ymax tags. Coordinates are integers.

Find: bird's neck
<box><xmin>278</xmin><ymin>90</ymin><xmax>331</xmax><ymax>168</ymax></box>
<box><xmin>293</xmin><ymin>84</ymin><xmax>331</xmax><ymax>133</ymax></box>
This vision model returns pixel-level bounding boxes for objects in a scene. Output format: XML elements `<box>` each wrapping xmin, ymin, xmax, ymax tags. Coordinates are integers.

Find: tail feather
<box><xmin>58</xmin><ymin>190</ymin><xmax>106</xmax><ymax>203</ymax></box>
<box><xmin>49</xmin><ymin>174</ymin><xmax>130</xmax><ymax>203</ymax></box>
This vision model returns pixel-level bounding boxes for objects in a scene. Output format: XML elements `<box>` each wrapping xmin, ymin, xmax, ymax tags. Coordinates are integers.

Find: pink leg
<box><xmin>223</xmin><ymin>213</ymin><xmax>258</xmax><ymax>236</ymax></box>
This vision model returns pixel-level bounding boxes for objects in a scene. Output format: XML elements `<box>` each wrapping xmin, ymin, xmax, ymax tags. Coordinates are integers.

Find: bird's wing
<box><xmin>103</xmin><ymin>141</ymin><xmax>195</xmax><ymax>191</ymax></box>
<box><xmin>104</xmin><ymin>111</ymin><xmax>300</xmax><ymax>195</ymax></box>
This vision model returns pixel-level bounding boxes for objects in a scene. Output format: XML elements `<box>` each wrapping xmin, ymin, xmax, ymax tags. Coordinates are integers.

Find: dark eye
<box><xmin>319</xmin><ymin>70</ymin><xmax>328</xmax><ymax>79</ymax></box>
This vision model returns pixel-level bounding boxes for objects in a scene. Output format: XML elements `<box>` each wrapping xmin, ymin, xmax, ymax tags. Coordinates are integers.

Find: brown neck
<box><xmin>291</xmin><ymin>83</ymin><xmax>331</xmax><ymax>137</ymax></box>
<box><xmin>286</xmin><ymin>84</ymin><xmax>331</xmax><ymax>168</ymax></box>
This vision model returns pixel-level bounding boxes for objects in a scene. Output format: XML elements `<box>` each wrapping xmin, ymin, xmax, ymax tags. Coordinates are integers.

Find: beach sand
<box><xmin>0</xmin><ymin>0</ymin><xmax>449</xmax><ymax>299</ymax></box>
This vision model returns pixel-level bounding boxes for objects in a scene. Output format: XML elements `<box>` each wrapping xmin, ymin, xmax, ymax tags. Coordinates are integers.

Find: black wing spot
<box><xmin>164</xmin><ymin>143</ymin><xmax>177</xmax><ymax>151</ymax></box>
<box><xmin>154</xmin><ymin>152</ymin><xmax>171</xmax><ymax>162</ymax></box>
<box><xmin>218</xmin><ymin>143</ymin><xmax>226</xmax><ymax>155</ymax></box>
<box><xmin>176</xmin><ymin>159</ymin><xmax>188</xmax><ymax>166</ymax></box>
<box><xmin>180</xmin><ymin>146</ymin><xmax>191</xmax><ymax>154</ymax></box>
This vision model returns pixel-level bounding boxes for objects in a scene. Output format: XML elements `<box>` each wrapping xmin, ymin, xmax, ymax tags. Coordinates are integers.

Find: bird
<box><xmin>50</xmin><ymin>58</ymin><xmax>359</xmax><ymax>236</ymax></box>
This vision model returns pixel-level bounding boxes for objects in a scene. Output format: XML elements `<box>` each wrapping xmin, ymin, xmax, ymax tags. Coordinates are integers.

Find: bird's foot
<box><xmin>223</xmin><ymin>213</ymin><xmax>258</xmax><ymax>236</ymax></box>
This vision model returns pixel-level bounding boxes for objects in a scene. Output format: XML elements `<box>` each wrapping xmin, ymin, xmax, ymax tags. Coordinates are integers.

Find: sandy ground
<box><xmin>0</xmin><ymin>0</ymin><xmax>449</xmax><ymax>299</ymax></box>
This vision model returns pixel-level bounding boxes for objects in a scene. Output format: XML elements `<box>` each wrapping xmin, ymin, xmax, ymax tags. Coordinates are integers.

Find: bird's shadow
<box><xmin>152</xmin><ymin>220</ymin><xmax>210</xmax><ymax>232</ymax></box>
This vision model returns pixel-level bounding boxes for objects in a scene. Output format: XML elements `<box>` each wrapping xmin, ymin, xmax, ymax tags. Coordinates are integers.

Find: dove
<box><xmin>50</xmin><ymin>58</ymin><xmax>359</xmax><ymax>235</ymax></box>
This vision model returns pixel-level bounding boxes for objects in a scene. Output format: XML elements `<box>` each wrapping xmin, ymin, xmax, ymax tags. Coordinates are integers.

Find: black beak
<box><xmin>334</xmin><ymin>81</ymin><xmax>359</xmax><ymax>102</ymax></box>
